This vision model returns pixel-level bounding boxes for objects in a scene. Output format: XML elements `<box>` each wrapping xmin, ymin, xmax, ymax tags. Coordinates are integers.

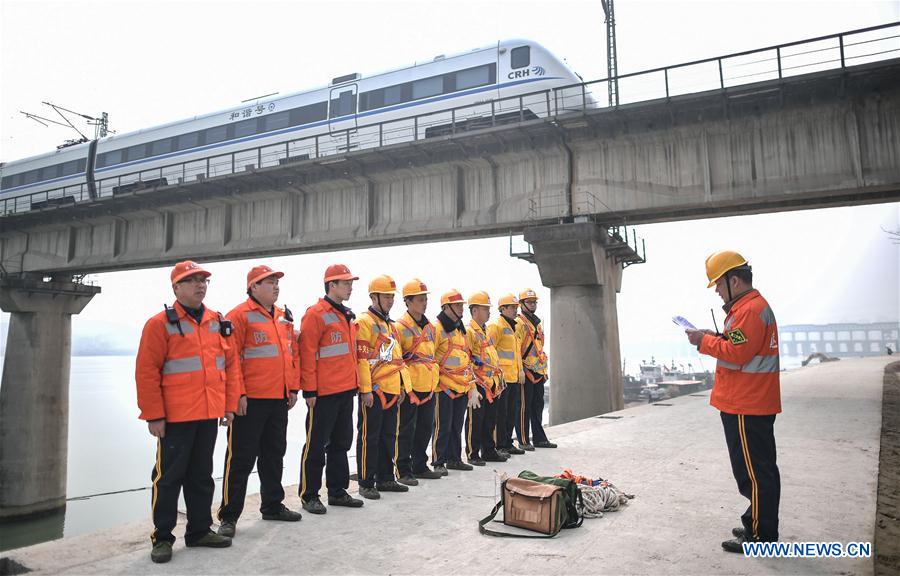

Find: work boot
<box><xmin>150</xmin><ymin>541</ymin><xmax>172</xmax><ymax>564</ymax></box>
<box><xmin>468</xmin><ymin>457</ymin><xmax>486</xmax><ymax>466</ymax></box>
<box><xmin>376</xmin><ymin>480</ymin><xmax>410</xmax><ymax>492</ymax></box>
<box><xmin>433</xmin><ymin>464</ymin><xmax>449</xmax><ymax>476</ymax></box>
<box><xmin>398</xmin><ymin>474</ymin><xmax>419</xmax><ymax>486</ymax></box>
<box><xmin>302</xmin><ymin>497</ymin><xmax>327</xmax><ymax>515</ymax></box>
<box><xmin>534</xmin><ymin>441</ymin><xmax>557</xmax><ymax>448</ymax></box>
<box><xmin>414</xmin><ymin>468</ymin><xmax>443</xmax><ymax>480</ymax></box>
<box><xmin>328</xmin><ymin>493</ymin><xmax>364</xmax><ymax>508</ymax></box>
<box><xmin>217</xmin><ymin>519</ymin><xmax>236</xmax><ymax>538</ymax></box>
<box><xmin>506</xmin><ymin>446</ymin><xmax>525</xmax><ymax>455</ymax></box>
<box><xmin>519</xmin><ymin>443</ymin><xmax>535</xmax><ymax>452</ymax></box>
<box><xmin>722</xmin><ymin>536</ymin><xmax>747</xmax><ymax>554</ymax></box>
<box><xmin>482</xmin><ymin>450</ymin><xmax>507</xmax><ymax>462</ymax></box>
<box><xmin>446</xmin><ymin>460</ymin><xmax>473</xmax><ymax>471</ymax></box>
<box><xmin>185</xmin><ymin>531</ymin><xmax>232</xmax><ymax>548</ymax></box>
<box><xmin>732</xmin><ymin>527</ymin><xmax>746</xmax><ymax>539</ymax></box>
<box><xmin>359</xmin><ymin>486</ymin><xmax>381</xmax><ymax>500</ymax></box>
<box><xmin>262</xmin><ymin>504</ymin><xmax>302</xmax><ymax>522</ymax></box>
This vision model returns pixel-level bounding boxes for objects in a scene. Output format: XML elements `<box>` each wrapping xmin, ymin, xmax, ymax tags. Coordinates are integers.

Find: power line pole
<box><xmin>601</xmin><ymin>0</ymin><xmax>619</xmax><ymax>107</ymax></box>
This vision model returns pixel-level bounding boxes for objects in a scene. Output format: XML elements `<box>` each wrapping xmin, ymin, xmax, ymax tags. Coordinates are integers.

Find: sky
<box><xmin>1</xmin><ymin>0</ymin><xmax>899</xmax><ymax>373</ymax></box>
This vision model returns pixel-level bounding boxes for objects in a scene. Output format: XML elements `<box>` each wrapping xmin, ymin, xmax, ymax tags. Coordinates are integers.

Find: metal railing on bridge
<box><xmin>2</xmin><ymin>22</ymin><xmax>898</xmax><ymax>217</ymax></box>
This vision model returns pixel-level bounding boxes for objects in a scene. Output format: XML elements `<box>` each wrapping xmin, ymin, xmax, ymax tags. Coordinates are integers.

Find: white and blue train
<box><xmin>1</xmin><ymin>40</ymin><xmax>590</xmax><ymax>214</ymax></box>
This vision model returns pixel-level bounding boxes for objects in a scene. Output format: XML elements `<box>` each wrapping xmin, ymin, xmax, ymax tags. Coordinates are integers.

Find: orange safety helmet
<box><xmin>324</xmin><ymin>264</ymin><xmax>359</xmax><ymax>283</ymax></box>
<box><xmin>440</xmin><ymin>289</ymin><xmax>466</xmax><ymax>306</ymax></box>
<box><xmin>246</xmin><ymin>265</ymin><xmax>283</xmax><ymax>289</ymax></box>
<box><xmin>518</xmin><ymin>288</ymin><xmax>539</xmax><ymax>303</ymax></box>
<box><xmin>705</xmin><ymin>251</ymin><xmax>749</xmax><ymax>288</ymax></box>
<box><xmin>468</xmin><ymin>291</ymin><xmax>491</xmax><ymax>307</ymax></box>
<box><xmin>402</xmin><ymin>278</ymin><xmax>430</xmax><ymax>298</ymax></box>
<box><xmin>497</xmin><ymin>293</ymin><xmax>518</xmax><ymax>309</ymax></box>
<box><xmin>368</xmin><ymin>274</ymin><xmax>397</xmax><ymax>295</ymax></box>
<box><xmin>171</xmin><ymin>260</ymin><xmax>211</xmax><ymax>284</ymax></box>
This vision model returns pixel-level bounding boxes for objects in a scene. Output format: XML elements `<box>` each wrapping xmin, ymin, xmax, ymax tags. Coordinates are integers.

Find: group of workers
<box><xmin>135</xmin><ymin>260</ymin><xmax>556</xmax><ymax>564</ymax></box>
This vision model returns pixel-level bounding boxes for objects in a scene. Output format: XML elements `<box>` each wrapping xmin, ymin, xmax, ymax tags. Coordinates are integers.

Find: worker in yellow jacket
<box><xmin>395</xmin><ymin>278</ymin><xmax>443</xmax><ymax>484</ymax></box>
<box><xmin>465</xmin><ymin>292</ymin><xmax>508</xmax><ymax>464</ymax></box>
<box><xmin>517</xmin><ymin>288</ymin><xmax>556</xmax><ymax>448</ymax></box>
<box><xmin>431</xmin><ymin>289</ymin><xmax>477</xmax><ymax>475</ymax></box>
<box><xmin>354</xmin><ymin>275</ymin><xmax>413</xmax><ymax>500</ymax></box>
<box><xmin>489</xmin><ymin>294</ymin><xmax>527</xmax><ymax>454</ymax></box>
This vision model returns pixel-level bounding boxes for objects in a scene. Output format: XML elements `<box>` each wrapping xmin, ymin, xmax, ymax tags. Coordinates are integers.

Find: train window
<box><xmin>412</xmin><ymin>76</ymin><xmax>443</xmax><ymax>100</ymax></box>
<box><xmin>511</xmin><ymin>46</ymin><xmax>530</xmax><ymax>69</ymax></box>
<box><xmin>61</xmin><ymin>159</ymin><xmax>82</xmax><ymax>176</ymax></box>
<box><xmin>205</xmin><ymin>125</ymin><xmax>228</xmax><ymax>144</ymax></box>
<box><xmin>263</xmin><ymin>110</ymin><xmax>290</xmax><ymax>132</ymax></box>
<box><xmin>289</xmin><ymin>102</ymin><xmax>327</xmax><ymax>126</ymax></box>
<box><xmin>23</xmin><ymin>170</ymin><xmax>39</xmax><ymax>185</ymax></box>
<box><xmin>234</xmin><ymin>118</ymin><xmax>258</xmax><ymax>138</ymax></box>
<box><xmin>126</xmin><ymin>144</ymin><xmax>148</xmax><ymax>162</ymax></box>
<box><xmin>456</xmin><ymin>65</ymin><xmax>491</xmax><ymax>90</ymax></box>
<box><xmin>0</xmin><ymin>175</ymin><xmax>12</xmax><ymax>188</ymax></box>
<box><xmin>176</xmin><ymin>131</ymin><xmax>200</xmax><ymax>151</ymax></box>
<box><xmin>99</xmin><ymin>149</ymin><xmax>122</xmax><ymax>168</ymax></box>
<box><xmin>41</xmin><ymin>165</ymin><xmax>61</xmax><ymax>181</ymax></box>
<box><xmin>329</xmin><ymin>90</ymin><xmax>356</xmax><ymax>118</ymax></box>
<box><xmin>384</xmin><ymin>85</ymin><xmax>403</xmax><ymax>106</ymax></box>
<box><xmin>152</xmin><ymin>138</ymin><xmax>173</xmax><ymax>156</ymax></box>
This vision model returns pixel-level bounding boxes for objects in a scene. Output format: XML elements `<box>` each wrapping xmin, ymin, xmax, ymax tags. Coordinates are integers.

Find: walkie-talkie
<box><xmin>164</xmin><ymin>304</ymin><xmax>184</xmax><ymax>337</ymax></box>
<box><xmin>217</xmin><ymin>313</ymin><xmax>233</xmax><ymax>337</ymax></box>
<box><xmin>284</xmin><ymin>305</ymin><xmax>294</xmax><ymax>323</ymax></box>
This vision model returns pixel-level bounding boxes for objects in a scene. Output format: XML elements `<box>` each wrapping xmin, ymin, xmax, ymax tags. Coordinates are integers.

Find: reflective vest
<box><xmin>226</xmin><ymin>298</ymin><xmax>298</xmax><ymax>399</ymax></box>
<box><xmin>433</xmin><ymin>320</ymin><xmax>473</xmax><ymax>396</ymax></box>
<box><xmin>488</xmin><ymin>316</ymin><xmax>523</xmax><ymax>384</ymax></box>
<box><xmin>355</xmin><ymin>310</ymin><xmax>412</xmax><ymax>405</ymax></box>
<box><xmin>299</xmin><ymin>298</ymin><xmax>358</xmax><ymax>397</ymax></box>
<box><xmin>517</xmin><ymin>313</ymin><xmax>548</xmax><ymax>379</ymax></box>
<box><xmin>699</xmin><ymin>290</ymin><xmax>781</xmax><ymax>416</ymax></box>
<box><xmin>467</xmin><ymin>320</ymin><xmax>502</xmax><ymax>402</ymax></box>
<box><xmin>397</xmin><ymin>311</ymin><xmax>439</xmax><ymax>396</ymax></box>
<box><xmin>136</xmin><ymin>301</ymin><xmax>240</xmax><ymax>423</ymax></box>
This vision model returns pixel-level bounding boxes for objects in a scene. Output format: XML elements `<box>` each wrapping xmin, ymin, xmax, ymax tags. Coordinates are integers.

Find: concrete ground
<box><xmin>3</xmin><ymin>357</ymin><xmax>890</xmax><ymax>575</ymax></box>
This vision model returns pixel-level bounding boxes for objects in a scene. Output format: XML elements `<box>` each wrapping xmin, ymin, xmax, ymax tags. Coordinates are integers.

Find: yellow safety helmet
<box><xmin>497</xmin><ymin>293</ymin><xmax>518</xmax><ymax>309</ymax></box>
<box><xmin>468</xmin><ymin>291</ymin><xmax>491</xmax><ymax>307</ymax></box>
<box><xmin>705</xmin><ymin>251</ymin><xmax>748</xmax><ymax>288</ymax></box>
<box><xmin>402</xmin><ymin>278</ymin><xmax>430</xmax><ymax>298</ymax></box>
<box><xmin>518</xmin><ymin>288</ymin><xmax>539</xmax><ymax>303</ymax></box>
<box><xmin>368</xmin><ymin>274</ymin><xmax>397</xmax><ymax>295</ymax></box>
<box><xmin>440</xmin><ymin>289</ymin><xmax>466</xmax><ymax>306</ymax></box>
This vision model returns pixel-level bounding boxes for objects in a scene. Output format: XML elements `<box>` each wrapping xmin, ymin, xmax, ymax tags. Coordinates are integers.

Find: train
<box><xmin>1</xmin><ymin>39</ymin><xmax>591</xmax><ymax>214</ymax></box>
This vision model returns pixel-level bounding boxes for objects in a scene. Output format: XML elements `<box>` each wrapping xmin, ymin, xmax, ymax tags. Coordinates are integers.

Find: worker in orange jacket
<box><xmin>431</xmin><ymin>289</ymin><xmax>478</xmax><ymax>475</ymax></box>
<box><xmin>465</xmin><ymin>291</ymin><xmax>507</xmax><ymax>465</ymax></box>
<box><xmin>354</xmin><ymin>275</ymin><xmax>413</xmax><ymax>499</ymax></box>
<box><xmin>395</xmin><ymin>278</ymin><xmax>443</xmax><ymax>484</ymax></box>
<box><xmin>135</xmin><ymin>261</ymin><xmax>240</xmax><ymax>564</ymax></box>
<box><xmin>216</xmin><ymin>265</ymin><xmax>302</xmax><ymax>538</ymax></box>
<box><xmin>686</xmin><ymin>251</ymin><xmax>781</xmax><ymax>553</ymax></box>
<box><xmin>489</xmin><ymin>294</ymin><xmax>526</xmax><ymax>455</ymax></box>
<box><xmin>517</xmin><ymin>288</ymin><xmax>556</xmax><ymax>449</ymax></box>
<box><xmin>298</xmin><ymin>264</ymin><xmax>365</xmax><ymax>514</ymax></box>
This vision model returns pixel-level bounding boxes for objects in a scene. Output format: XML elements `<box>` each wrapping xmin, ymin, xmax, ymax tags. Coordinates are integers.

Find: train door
<box><xmin>328</xmin><ymin>84</ymin><xmax>358</xmax><ymax>135</ymax></box>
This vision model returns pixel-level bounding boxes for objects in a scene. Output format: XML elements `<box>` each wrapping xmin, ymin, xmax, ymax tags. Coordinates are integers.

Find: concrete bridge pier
<box><xmin>0</xmin><ymin>275</ymin><xmax>100</xmax><ymax>520</ymax></box>
<box><xmin>525</xmin><ymin>223</ymin><xmax>627</xmax><ymax>425</ymax></box>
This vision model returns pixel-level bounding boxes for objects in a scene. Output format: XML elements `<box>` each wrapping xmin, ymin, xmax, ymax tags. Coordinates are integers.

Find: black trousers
<box><xmin>432</xmin><ymin>391</ymin><xmax>467</xmax><ymax>465</ymax></box>
<box><xmin>217</xmin><ymin>397</ymin><xmax>288</xmax><ymax>522</ymax></box>
<box><xmin>528</xmin><ymin>371</ymin><xmax>549</xmax><ymax>443</ymax></box>
<box><xmin>494</xmin><ymin>387</ymin><xmax>509</xmax><ymax>449</ymax></box>
<box><xmin>397</xmin><ymin>391</ymin><xmax>435</xmax><ymax>476</ymax></box>
<box><xmin>150</xmin><ymin>419</ymin><xmax>218</xmax><ymax>545</ymax></box>
<box><xmin>721</xmin><ymin>412</ymin><xmax>780</xmax><ymax>542</ymax></box>
<box><xmin>465</xmin><ymin>391</ymin><xmax>497</xmax><ymax>459</ymax></box>
<box><xmin>503</xmin><ymin>382</ymin><xmax>524</xmax><ymax>446</ymax></box>
<box><xmin>299</xmin><ymin>390</ymin><xmax>355</xmax><ymax>503</ymax></box>
<box><xmin>356</xmin><ymin>392</ymin><xmax>399</xmax><ymax>487</ymax></box>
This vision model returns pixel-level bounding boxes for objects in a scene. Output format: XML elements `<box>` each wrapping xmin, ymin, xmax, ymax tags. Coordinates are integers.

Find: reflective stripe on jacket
<box><xmin>516</xmin><ymin>313</ymin><xmax>548</xmax><ymax>376</ymax></box>
<box><xmin>699</xmin><ymin>289</ymin><xmax>781</xmax><ymax>415</ymax></box>
<box><xmin>226</xmin><ymin>298</ymin><xmax>299</xmax><ymax>399</ymax></box>
<box><xmin>136</xmin><ymin>301</ymin><xmax>241</xmax><ymax>422</ymax></box>
<box><xmin>299</xmin><ymin>298</ymin><xmax>358</xmax><ymax>397</ymax></box>
<box><xmin>397</xmin><ymin>312</ymin><xmax>439</xmax><ymax>394</ymax></box>
<box><xmin>488</xmin><ymin>317</ymin><xmax>522</xmax><ymax>384</ymax></box>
